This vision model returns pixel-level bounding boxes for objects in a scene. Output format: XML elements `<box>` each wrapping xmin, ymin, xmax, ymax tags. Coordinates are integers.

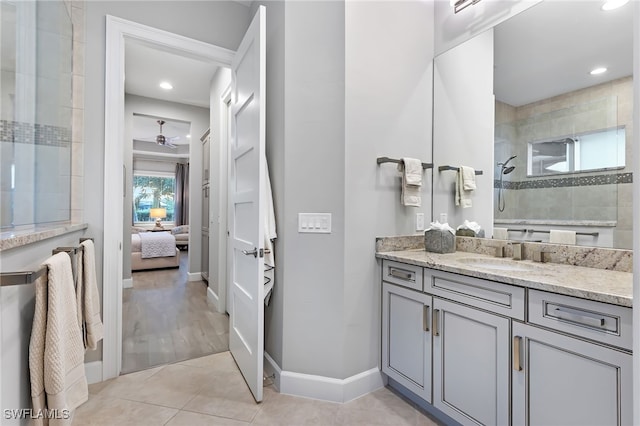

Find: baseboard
<box><xmin>187</xmin><ymin>272</ymin><xmax>202</xmax><ymax>282</ymax></box>
<box><xmin>123</xmin><ymin>278</ymin><xmax>132</xmax><ymax>289</ymax></box>
<box><xmin>207</xmin><ymin>286</ymin><xmax>219</xmax><ymax>305</ymax></box>
<box><xmin>264</xmin><ymin>352</ymin><xmax>282</xmax><ymax>392</ymax></box>
<box><xmin>85</xmin><ymin>361</ymin><xmax>103</xmax><ymax>385</ymax></box>
<box><xmin>269</xmin><ymin>360</ymin><xmax>383</xmax><ymax>403</ymax></box>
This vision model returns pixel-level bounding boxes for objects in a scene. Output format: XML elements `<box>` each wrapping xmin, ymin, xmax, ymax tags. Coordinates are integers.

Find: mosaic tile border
<box><xmin>0</xmin><ymin>120</ymin><xmax>71</xmax><ymax>147</ymax></box>
<box><xmin>494</xmin><ymin>172</ymin><xmax>632</xmax><ymax>190</ymax></box>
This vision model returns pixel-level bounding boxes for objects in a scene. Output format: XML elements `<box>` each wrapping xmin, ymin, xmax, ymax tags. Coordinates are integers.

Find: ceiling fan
<box><xmin>138</xmin><ymin>120</ymin><xmax>179</xmax><ymax>148</ymax></box>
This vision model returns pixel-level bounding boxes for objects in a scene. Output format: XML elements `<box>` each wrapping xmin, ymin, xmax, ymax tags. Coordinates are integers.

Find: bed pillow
<box><xmin>171</xmin><ymin>225</ymin><xmax>189</xmax><ymax>235</ymax></box>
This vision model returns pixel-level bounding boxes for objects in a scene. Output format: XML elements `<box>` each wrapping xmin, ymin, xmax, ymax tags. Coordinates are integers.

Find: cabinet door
<box><xmin>513</xmin><ymin>322</ymin><xmax>632</xmax><ymax>426</ymax></box>
<box><xmin>382</xmin><ymin>282</ymin><xmax>432</xmax><ymax>403</ymax></box>
<box><xmin>433</xmin><ymin>298</ymin><xmax>510</xmax><ymax>426</ymax></box>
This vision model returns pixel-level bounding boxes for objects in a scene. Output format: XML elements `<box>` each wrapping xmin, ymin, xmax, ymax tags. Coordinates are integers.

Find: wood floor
<box><xmin>122</xmin><ymin>251</ymin><xmax>229</xmax><ymax>374</ymax></box>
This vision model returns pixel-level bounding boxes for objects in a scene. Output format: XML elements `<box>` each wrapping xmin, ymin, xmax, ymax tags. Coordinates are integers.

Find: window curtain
<box><xmin>174</xmin><ymin>163</ymin><xmax>189</xmax><ymax>225</ymax></box>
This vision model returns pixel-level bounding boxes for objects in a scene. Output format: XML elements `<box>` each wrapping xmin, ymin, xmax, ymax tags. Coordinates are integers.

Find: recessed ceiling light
<box><xmin>590</xmin><ymin>67</ymin><xmax>607</xmax><ymax>75</ymax></box>
<box><xmin>186</xmin><ymin>134</ymin><xmax>191</xmax><ymax>138</ymax></box>
<box><xmin>601</xmin><ymin>0</ymin><xmax>629</xmax><ymax>11</ymax></box>
<box><xmin>159</xmin><ymin>81</ymin><xmax>173</xmax><ymax>90</ymax></box>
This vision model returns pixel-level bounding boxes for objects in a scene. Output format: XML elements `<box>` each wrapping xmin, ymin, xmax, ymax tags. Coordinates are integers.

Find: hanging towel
<box><xmin>493</xmin><ymin>227</ymin><xmax>509</xmax><ymax>240</ymax></box>
<box><xmin>79</xmin><ymin>239</ymin><xmax>104</xmax><ymax>350</ymax></box>
<box><xmin>461</xmin><ymin>166</ymin><xmax>476</xmax><ymax>190</ymax></box>
<box><xmin>398</xmin><ymin>158</ymin><xmax>422</xmax><ymax>207</ymax></box>
<box><xmin>29</xmin><ymin>253</ymin><xmax>88</xmax><ymax>426</ymax></box>
<box><xmin>549</xmin><ymin>230</ymin><xmax>576</xmax><ymax>245</ymax></box>
<box><xmin>264</xmin><ymin>160</ymin><xmax>277</xmax><ymax>306</ymax></box>
<box><xmin>455</xmin><ymin>166</ymin><xmax>475</xmax><ymax>208</ymax></box>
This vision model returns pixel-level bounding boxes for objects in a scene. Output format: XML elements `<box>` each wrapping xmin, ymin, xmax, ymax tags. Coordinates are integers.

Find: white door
<box><xmin>229</xmin><ymin>5</ymin><xmax>266</xmax><ymax>403</ymax></box>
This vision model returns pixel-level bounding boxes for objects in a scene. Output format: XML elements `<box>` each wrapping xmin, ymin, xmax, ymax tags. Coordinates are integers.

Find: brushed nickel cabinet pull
<box><xmin>553</xmin><ymin>307</ymin><xmax>606</xmax><ymax>328</ymax></box>
<box><xmin>389</xmin><ymin>267</ymin><xmax>414</xmax><ymax>281</ymax></box>
<box><xmin>423</xmin><ymin>305</ymin><xmax>430</xmax><ymax>332</ymax></box>
<box><xmin>433</xmin><ymin>309</ymin><xmax>440</xmax><ymax>336</ymax></box>
<box><xmin>513</xmin><ymin>336</ymin><xmax>522</xmax><ymax>371</ymax></box>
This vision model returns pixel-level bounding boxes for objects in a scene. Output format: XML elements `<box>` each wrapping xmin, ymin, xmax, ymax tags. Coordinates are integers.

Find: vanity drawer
<box><xmin>382</xmin><ymin>260</ymin><xmax>423</xmax><ymax>291</ymax></box>
<box><xmin>528</xmin><ymin>289</ymin><xmax>632</xmax><ymax>351</ymax></box>
<box><xmin>425</xmin><ymin>269</ymin><xmax>525</xmax><ymax>320</ymax></box>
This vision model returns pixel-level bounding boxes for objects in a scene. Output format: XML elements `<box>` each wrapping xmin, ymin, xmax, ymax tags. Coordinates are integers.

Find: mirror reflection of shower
<box><xmin>497</xmin><ymin>155</ymin><xmax>516</xmax><ymax>212</ymax></box>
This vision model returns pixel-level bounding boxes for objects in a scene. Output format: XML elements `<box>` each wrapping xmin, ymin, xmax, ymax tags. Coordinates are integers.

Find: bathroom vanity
<box><xmin>377</xmin><ymin>238</ymin><xmax>632</xmax><ymax>425</ymax></box>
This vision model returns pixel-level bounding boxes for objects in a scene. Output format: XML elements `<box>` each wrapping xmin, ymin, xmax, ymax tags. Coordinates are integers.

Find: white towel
<box><xmin>30</xmin><ymin>253</ymin><xmax>88</xmax><ymax>426</ymax></box>
<box><xmin>455</xmin><ymin>166</ymin><xmax>474</xmax><ymax>208</ymax></box>
<box><xmin>549</xmin><ymin>230</ymin><xmax>576</xmax><ymax>244</ymax></box>
<box><xmin>80</xmin><ymin>240</ymin><xmax>104</xmax><ymax>350</ymax></box>
<box><xmin>398</xmin><ymin>158</ymin><xmax>422</xmax><ymax>207</ymax></box>
<box><xmin>264</xmin><ymin>160</ymin><xmax>277</xmax><ymax>306</ymax></box>
<box><xmin>493</xmin><ymin>227</ymin><xmax>509</xmax><ymax>240</ymax></box>
<box><xmin>461</xmin><ymin>166</ymin><xmax>476</xmax><ymax>190</ymax></box>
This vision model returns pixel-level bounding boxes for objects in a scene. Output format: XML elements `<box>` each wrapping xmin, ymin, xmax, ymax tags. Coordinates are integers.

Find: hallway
<box><xmin>122</xmin><ymin>251</ymin><xmax>229</xmax><ymax>374</ymax></box>
<box><xmin>75</xmin><ymin>352</ymin><xmax>440</xmax><ymax>426</ymax></box>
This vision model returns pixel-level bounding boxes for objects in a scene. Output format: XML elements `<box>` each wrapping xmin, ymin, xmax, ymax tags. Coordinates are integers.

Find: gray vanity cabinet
<box><xmin>381</xmin><ymin>281</ymin><xmax>432</xmax><ymax>403</ymax></box>
<box><xmin>432</xmin><ymin>297</ymin><xmax>510</xmax><ymax>425</ymax></box>
<box><xmin>512</xmin><ymin>321</ymin><xmax>632</xmax><ymax>426</ymax></box>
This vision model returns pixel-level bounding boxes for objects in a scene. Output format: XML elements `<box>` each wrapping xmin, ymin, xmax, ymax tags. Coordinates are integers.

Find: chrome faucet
<box><xmin>509</xmin><ymin>242</ymin><xmax>522</xmax><ymax>260</ymax></box>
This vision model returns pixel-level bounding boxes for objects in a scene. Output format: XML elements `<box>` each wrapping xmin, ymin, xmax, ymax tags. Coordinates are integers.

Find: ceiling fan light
<box><xmin>156</xmin><ymin>134</ymin><xmax>166</xmax><ymax>145</ymax></box>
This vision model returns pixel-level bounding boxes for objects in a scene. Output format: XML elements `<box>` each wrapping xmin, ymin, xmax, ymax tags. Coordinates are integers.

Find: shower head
<box><xmin>502</xmin><ymin>166</ymin><xmax>515</xmax><ymax>175</ymax></box>
<box><xmin>498</xmin><ymin>155</ymin><xmax>517</xmax><ymax>168</ymax></box>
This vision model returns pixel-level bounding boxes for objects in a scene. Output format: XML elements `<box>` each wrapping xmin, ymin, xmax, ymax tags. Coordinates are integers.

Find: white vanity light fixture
<box><xmin>450</xmin><ymin>0</ymin><xmax>481</xmax><ymax>14</ymax></box>
<box><xmin>601</xmin><ymin>0</ymin><xmax>629</xmax><ymax>11</ymax></box>
<box><xmin>159</xmin><ymin>81</ymin><xmax>173</xmax><ymax>90</ymax></box>
<box><xmin>590</xmin><ymin>67</ymin><xmax>608</xmax><ymax>75</ymax></box>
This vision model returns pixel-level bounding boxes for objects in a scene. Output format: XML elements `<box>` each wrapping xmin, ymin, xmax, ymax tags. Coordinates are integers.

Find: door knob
<box><xmin>242</xmin><ymin>248</ymin><xmax>258</xmax><ymax>258</ymax></box>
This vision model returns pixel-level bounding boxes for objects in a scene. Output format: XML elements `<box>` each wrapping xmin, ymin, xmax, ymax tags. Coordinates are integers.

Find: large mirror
<box><xmin>492</xmin><ymin>0</ymin><xmax>632</xmax><ymax>249</ymax></box>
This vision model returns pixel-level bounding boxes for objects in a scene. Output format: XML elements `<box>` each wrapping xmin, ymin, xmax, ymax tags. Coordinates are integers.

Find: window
<box><xmin>527</xmin><ymin>127</ymin><xmax>625</xmax><ymax>176</ymax></box>
<box><xmin>133</xmin><ymin>173</ymin><xmax>175</xmax><ymax>224</ymax></box>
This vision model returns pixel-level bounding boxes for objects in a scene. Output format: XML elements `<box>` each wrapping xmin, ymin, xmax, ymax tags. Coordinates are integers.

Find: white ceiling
<box><xmin>494</xmin><ymin>0</ymin><xmax>633</xmax><ymax>107</ymax></box>
<box><xmin>125</xmin><ymin>41</ymin><xmax>219</xmax><ymax>108</ymax></box>
<box><xmin>125</xmin><ymin>41</ymin><xmax>220</xmax><ymax>158</ymax></box>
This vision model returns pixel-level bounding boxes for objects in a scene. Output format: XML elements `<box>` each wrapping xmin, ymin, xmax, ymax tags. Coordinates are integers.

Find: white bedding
<box><xmin>137</xmin><ymin>232</ymin><xmax>176</xmax><ymax>258</ymax></box>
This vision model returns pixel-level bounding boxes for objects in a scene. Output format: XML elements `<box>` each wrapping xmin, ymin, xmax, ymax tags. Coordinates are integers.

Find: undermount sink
<box><xmin>457</xmin><ymin>257</ymin><xmax>542</xmax><ymax>272</ymax></box>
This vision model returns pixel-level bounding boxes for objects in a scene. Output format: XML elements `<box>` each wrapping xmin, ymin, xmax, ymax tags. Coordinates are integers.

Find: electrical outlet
<box><xmin>416</xmin><ymin>213</ymin><xmax>425</xmax><ymax>231</ymax></box>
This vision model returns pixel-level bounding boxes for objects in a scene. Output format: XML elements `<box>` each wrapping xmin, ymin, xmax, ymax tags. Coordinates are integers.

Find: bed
<box><xmin>131</xmin><ymin>231</ymin><xmax>180</xmax><ymax>271</ymax></box>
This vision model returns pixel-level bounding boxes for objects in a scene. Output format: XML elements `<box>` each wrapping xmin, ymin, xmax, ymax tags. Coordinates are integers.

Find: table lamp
<box><xmin>149</xmin><ymin>208</ymin><xmax>167</xmax><ymax>229</ymax></box>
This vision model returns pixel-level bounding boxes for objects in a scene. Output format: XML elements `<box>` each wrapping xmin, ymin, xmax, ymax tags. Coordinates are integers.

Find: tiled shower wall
<box><xmin>495</xmin><ymin>76</ymin><xmax>633</xmax><ymax>249</ymax></box>
<box><xmin>69</xmin><ymin>0</ymin><xmax>85</xmax><ymax>223</ymax></box>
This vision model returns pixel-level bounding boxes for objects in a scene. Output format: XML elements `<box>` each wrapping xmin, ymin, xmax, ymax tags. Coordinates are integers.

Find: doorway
<box><xmin>103</xmin><ymin>15</ymin><xmax>235</xmax><ymax>379</ymax></box>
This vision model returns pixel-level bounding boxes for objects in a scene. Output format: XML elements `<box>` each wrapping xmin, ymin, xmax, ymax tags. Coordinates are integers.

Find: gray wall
<box><xmin>343</xmin><ymin>0</ymin><xmax>434</xmax><ymax>378</ymax></box>
<box><xmin>255</xmin><ymin>0</ymin><xmax>434</xmax><ymax>380</ymax></box>
<box><xmin>123</xmin><ymin>94</ymin><xmax>210</xmax><ymax>279</ymax></box>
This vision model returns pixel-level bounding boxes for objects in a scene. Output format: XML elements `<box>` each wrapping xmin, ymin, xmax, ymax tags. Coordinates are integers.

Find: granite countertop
<box><xmin>376</xmin><ymin>249</ymin><xmax>632</xmax><ymax>307</ymax></box>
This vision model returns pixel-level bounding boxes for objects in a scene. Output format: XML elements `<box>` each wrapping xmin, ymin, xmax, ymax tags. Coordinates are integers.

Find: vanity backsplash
<box><xmin>376</xmin><ymin>235</ymin><xmax>632</xmax><ymax>273</ymax></box>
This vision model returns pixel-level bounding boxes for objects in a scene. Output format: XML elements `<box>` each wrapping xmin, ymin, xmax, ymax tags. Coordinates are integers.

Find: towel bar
<box><xmin>438</xmin><ymin>165</ymin><xmax>483</xmax><ymax>175</ymax></box>
<box><xmin>377</xmin><ymin>157</ymin><xmax>433</xmax><ymax>170</ymax></box>
<box><xmin>0</xmin><ymin>240</ymin><xmax>93</xmax><ymax>287</ymax></box>
<box><xmin>526</xmin><ymin>229</ymin><xmax>599</xmax><ymax>237</ymax></box>
<box><xmin>0</xmin><ymin>267</ymin><xmax>47</xmax><ymax>287</ymax></box>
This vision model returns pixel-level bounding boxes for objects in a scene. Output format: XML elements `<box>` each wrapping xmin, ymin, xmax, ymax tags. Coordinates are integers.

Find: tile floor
<box><xmin>74</xmin><ymin>352</ymin><xmax>441</xmax><ymax>426</ymax></box>
<box><xmin>122</xmin><ymin>251</ymin><xmax>229</xmax><ymax>374</ymax></box>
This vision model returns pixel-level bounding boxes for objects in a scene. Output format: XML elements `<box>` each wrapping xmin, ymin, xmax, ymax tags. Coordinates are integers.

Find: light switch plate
<box><xmin>416</xmin><ymin>213</ymin><xmax>425</xmax><ymax>231</ymax></box>
<box><xmin>298</xmin><ymin>213</ymin><xmax>331</xmax><ymax>233</ymax></box>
